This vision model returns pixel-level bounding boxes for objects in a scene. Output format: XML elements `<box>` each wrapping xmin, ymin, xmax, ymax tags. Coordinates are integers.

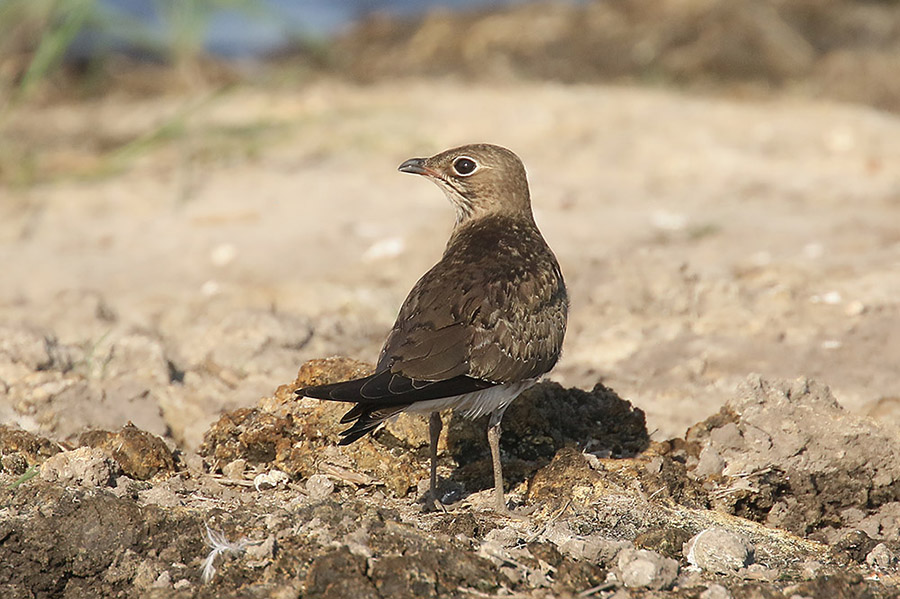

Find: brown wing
<box><xmin>377</xmin><ymin>214</ymin><xmax>568</xmax><ymax>384</ymax></box>
<box><xmin>467</xmin><ymin>259</ymin><xmax>567</xmax><ymax>382</ymax></box>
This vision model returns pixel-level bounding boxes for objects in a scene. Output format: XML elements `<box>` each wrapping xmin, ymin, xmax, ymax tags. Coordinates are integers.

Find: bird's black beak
<box><xmin>398</xmin><ymin>157</ymin><xmax>430</xmax><ymax>176</ymax></box>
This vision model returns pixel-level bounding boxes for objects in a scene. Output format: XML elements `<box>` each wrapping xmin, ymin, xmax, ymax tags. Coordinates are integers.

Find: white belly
<box><xmin>402</xmin><ymin>379</ymin><xmax>537</xmax><ymax>419</ymax></box>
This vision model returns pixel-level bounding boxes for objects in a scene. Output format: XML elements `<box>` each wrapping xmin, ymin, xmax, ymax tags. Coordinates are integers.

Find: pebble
<box><xmin>799</xmin><ymin>560</ymin><xmax>823</xmax><ymax>580</ymax></box>
<box><xmin>253</xmin><ymin>469</ymin><xmax>289</xmax><ymax>491</ymax></box>
<box><xmin>866</xmin><ymin>543</ymin><xmax>897</xmax><ymax>570</ymax></box>
<box><xmin>222</xmin><ymin>459</ymin><xmax>246</xmax><ymax>480</ymax></box>
<box><xmin>684</xmin><ymin>528</ymin><xmax>754</xmax><ymax>573</ymax></box>
<box><xmin>245</xmin><ymin>534</ymin><xmax>276</xmax><ymax>562</ymax></box>
<box><xmin>152</xmin><ymin>571</ymin><xmax>172</xmax><ymax>589</ymax></box>
<box><xmin>616</xmin><ymin>547</ymin><xmax>678</xmax><ymax>590</ymax></box>
<box><xmin>39</xmin><ymin>447</ymin><xmax>114</xmax><ymax>487</ymax></box>
<box><xmin>305</xmin><ymin>474</ymin><xmax>335</xmax><ymax>500</ymax></box>
<box><xmin>483</xmin><ymin>526</ymin><xmax>520</xmax><ymax>548</ymax></box>
<box><xmin>700</xmin><ymin>583</ymin><xmax>732</xmax><ymax>599</ymax></box>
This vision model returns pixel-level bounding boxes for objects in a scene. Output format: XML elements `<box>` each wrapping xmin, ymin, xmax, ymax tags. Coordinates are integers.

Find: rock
<box><xmin>80</xmin><ymin>423</ymin><xmax>175</xmax><ymax>480</ymax></box>
<box><xmin>834</xmin><ymin>529</ymin><xmax>879</xmax><ymax>564</ymax></box>
<box><xmin>39</xmin><ymin>447</ymin><xmax>116</xmax><ymax>487</ymax></box>
<box><xmin>253</xmin><ymin>469</ymin><xmax>289</xmax><ymax>490</ymax></box>
<box><xmin>0</xmin><ymin>424</ymin><xmax>61</xmax><ymax>467</ymax></box>
<box><xmin>687</xmin><ymin>377</ymin><xmax>900</xmax><ymax>539</ymax></box>
<box><xmin>151</xmin><ymin>571</ymin><xmax>172</xmax><ymax>589</ymax></box>
<box><xmin>799</xmin><ymin>560</ymin><xmax>824</xmax><ymax>580</ymax></box>
<box><xmin>200</xmin><ymin>407</ymin><xmax>306</xmax><ymax>470</ymax></box>
<box><xmin>542</xmin><ymin>522</ymin><xmax>629</xmax><ymax>566</ymax></box>
<box><xmin>684</xmin><ymin>528</ymin><xmax>754</xmax><ymax>573</ymax></box>
<box><xmin>742</xmin><ymin>563</ymin><xmax>776</xmax><ymax>581</ymax></box>
<box><xmin>700</xmin><ymin>583</ymin><xmax>732</xmax><ymax>599</ymax></box>
<box><xmin>305</xmin><ymin>474</ymin><xmax>335</xmax><ymax>500</ymax></box>
<box><xmin>245</xmin><ymin>535</ymin><xmax>276</xmax><ymax>564</ymax></box>
<box><xmin>222</xmin><ymin>458</ymin><xmax>246</xmax><ymax>479</ymax></box>
<box><xmin>1</xmin><ymin>452</ymin><xmax>28</xmax><ymax>475</ymax></box>
<box><xmin>634</xmin><ymin>527</ymin><xmax>694</xmax><ymax>560</ymax></box>
<box><xmin>866</xmin><ymin>543</ymin><xmax>898</xmax><ymax>571</ymax></box>
<box><xmin>290</xmin><ymin>356</ymin><xmax>375</xmax><ymax>391</ymax></box>
<box><xmin>448</xmin><ymin>381</ymin><xmax>649</xmax><ymax>493</ymax></box>
<box><xmin>615</xmin><ymin>547</ymin><xmax>678</xmax><ymax>590</ymax></box>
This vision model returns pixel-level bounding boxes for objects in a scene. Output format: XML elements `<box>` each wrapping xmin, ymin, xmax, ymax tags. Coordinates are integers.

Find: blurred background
<box><xmin>1</xmin><ymin>0</ymin><xmax>899</xmax><ymax>450</ymax></box>
<box><xmin>2</xmin><ymin>0</ymin><xmax>900</xmax><ymax>186</ymax></box>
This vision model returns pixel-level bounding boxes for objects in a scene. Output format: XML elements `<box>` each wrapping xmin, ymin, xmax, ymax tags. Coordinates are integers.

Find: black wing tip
<box><xmin>295</xmin><ymin>385</ymin><xmax>323</xmax><ymax>399</ymax></box>
<box><xmin>337</xmin><ymin>427</ymin><xmax>371</xmax><ymax>445</ymax></box>
<box><xmin>337</xmin><ymin>411</ymin><xmax>385</xmax><ymax>445</ymax></box>
<box><xmin>295</xmin><ymin>377</ymin><xmax>370</xmax><ymax>401</ymax></box>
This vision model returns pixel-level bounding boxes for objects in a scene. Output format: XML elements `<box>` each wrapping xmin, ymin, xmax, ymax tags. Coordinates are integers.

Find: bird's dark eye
<box><xmin>452</xmin><ymin>157</ymin><xmax>477</xmax><ymax>176</ymax></box>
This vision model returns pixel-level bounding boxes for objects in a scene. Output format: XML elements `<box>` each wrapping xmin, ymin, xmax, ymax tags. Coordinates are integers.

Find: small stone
<box><xmin>254</xmin><ymin>469</ymin><xmax>289</xmax><ymax>491</ymax></box>
<box><xmin>616</xmin><ymin>547</ymin><xmax>678</xmax><ymax>590</ymax></box>
<box><xmin>138</xmin><ymin>485</ymin><xmax>181</xmax><ymax>508</ymax></box>
<box><xmin>79</xmin><ymin>424</ymin><xmax>175</xmax><ymax>480</ymax></box>
<box><xmin>222</xmin><ymin>459</ymin><xmax>247</xmax><ymax>479</ymax></box>
<box><xmin>210</xmin><ymin>242</ymin><xmax>238</xmax><ymax>267</ymax></box>
<box><xmin>183</xmin><ymin>452</ymin><xmax>206</xmax><ymax>474</ymax></box>
<box><xmin>39</xmin><ymin>447</ymin><xmax>115</xmax><ymax>487</ymax></box>
<box><xmin>246</xmin><ymin>535</ymin><xmax>276</xmax><ymax>563</ymax></box>
<box><xmin>700</xmin><ymin>583</ymin><xmax>732</xmax><ymax>599</ymax></box>
<box><xmin>684</xmin><ymin>528</ymin><xmax>754</xmax><ymax>573</ymax></box>
<box><xmin>845</xmin><ymin>300</ymin><xmax>866</xmax><ymax>316</ymax></box>
<box><xmin>694</xmin><ymin>446</ymin><xmax>725</xmax><ymax>477</ymax></box>
<box><xmin>152</xmin><ymin>571</ymin><xmax>172</xmax><ymax>589</ymax></box>
<box><xmin>799</xmin><ymin>560</ymin><xmax>823</xmax><ymax>580</ymax></box>
<box><xmin>111</xmin><ymin>475</ymin><xmax>139</xmax><ymax>499</ymax></box>
<box><xmin>132</xmin><ymin>560</ymin><xmax>161</xmax><ymax>590</ymax></box>
<box><xmin>1</xmin><ymin>452</ymin><xmax>28</xmax><ymax>475</ymax></box>
<box><xmin>305</xmin><ymin>474</ymin><xmax>334</xmax><ymax>500</ymax></box>
<box><xmin>866</xmin><ymin>543</ymin><xmax>897</xmax><ymax>570</ymax></box>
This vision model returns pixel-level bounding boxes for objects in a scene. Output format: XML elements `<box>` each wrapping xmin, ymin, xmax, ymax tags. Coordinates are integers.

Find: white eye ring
<box><xmin>452</xmin><ymin>156</ymin><xmax>478</xmax><ymax>177</ymax></box>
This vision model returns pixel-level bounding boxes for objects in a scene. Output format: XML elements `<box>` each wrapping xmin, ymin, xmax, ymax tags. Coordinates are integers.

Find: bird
<box><xmin>296</xmin><ymin>143</ymin><xmax>568</xmax><ymax>514</ymax></box>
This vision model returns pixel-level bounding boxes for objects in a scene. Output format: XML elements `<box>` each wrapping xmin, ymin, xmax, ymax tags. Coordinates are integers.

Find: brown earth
<box><xmin>2</xmin><ymin>1</ymin><xmax>900</xmax><ymax>597</ymax></box>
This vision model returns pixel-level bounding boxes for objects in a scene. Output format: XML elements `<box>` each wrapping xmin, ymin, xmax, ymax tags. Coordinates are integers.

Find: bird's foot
<box><xmin>420</xmin><ymin>484</ymin><xmax>465</xmax><ymax>513</ymax></box>
<box><xmin>422</xmin><ymin>495</ymin><xmax>449</xmax><ymax>513</ymax></box>
<box><xmin>492</xmin><ymin>500</ymin><xmax>536</xmax><ymax>520</ymax></box>
<box><xmin>422</xmin><ymin>495</ymin><xmax>469</xmax><ymax>513</ymax></box>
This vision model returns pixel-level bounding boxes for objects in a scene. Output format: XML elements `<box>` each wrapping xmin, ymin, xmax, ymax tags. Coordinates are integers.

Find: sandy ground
<box><xmin>3</xmin><ymin>78</ymin><xmax>900</xmax><ymax>442</ymax></box>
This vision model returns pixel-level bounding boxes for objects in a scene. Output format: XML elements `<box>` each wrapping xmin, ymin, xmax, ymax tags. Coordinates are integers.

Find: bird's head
<box><xmin>398</xmin><ymin>144</ymin><xmax>532</xmax><ymax>225</ymax></box>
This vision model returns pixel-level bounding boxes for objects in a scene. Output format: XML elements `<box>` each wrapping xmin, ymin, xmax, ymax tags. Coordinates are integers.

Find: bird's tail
<box><xmin>296</xmin><ymin>376</ymin><xmax>409</xmax><ymax>445</ymax></box>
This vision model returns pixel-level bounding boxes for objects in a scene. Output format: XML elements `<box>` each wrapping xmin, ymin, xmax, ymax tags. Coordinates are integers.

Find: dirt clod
<box><xmin>80</xmin><ymin>423</ymin><xmax>175</xmax><ymax>480</ymax></box>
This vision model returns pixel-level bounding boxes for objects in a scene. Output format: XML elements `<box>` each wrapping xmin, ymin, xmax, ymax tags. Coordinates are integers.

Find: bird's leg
<box><xmin>423</xmin><ymin>410</ymin><xmax>445</xmax><ymax>512</ymax></box>
<box><xmin>429</xmin><ymin>410</ymin><xmax>442</xmax><ymax>500</ymax></box>
<box><xmin>487</xmin><ymin>408</ymin><xmax>533</xmax><ymax>518</ymax></box>
<box><xmin>486</xmin><ymin>411</ymin><xmax>506</xmax><ymax>512</ymax></box>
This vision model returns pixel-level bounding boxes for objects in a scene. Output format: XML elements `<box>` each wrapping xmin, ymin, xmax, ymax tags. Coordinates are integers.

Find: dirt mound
<box><xmin>4</xmin><ymin>358</ymin><xmax>899</xmax><ymax>597</ymax></box>
<box><xmin>685</xmin><ymin>376</ymin><xmax>900</xmax><ymax>544</ymax></box>
<box><xmin>200</xmin><ymin>358</ymin><xmax>649</xmax><ymax>500</ymax></box>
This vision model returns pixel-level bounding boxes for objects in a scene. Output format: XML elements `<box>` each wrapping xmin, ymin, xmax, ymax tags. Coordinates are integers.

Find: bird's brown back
<box><xmin>377</xmin><ymin>211</ymin><xmax>567</xmax><ymax>384</ymax></box>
